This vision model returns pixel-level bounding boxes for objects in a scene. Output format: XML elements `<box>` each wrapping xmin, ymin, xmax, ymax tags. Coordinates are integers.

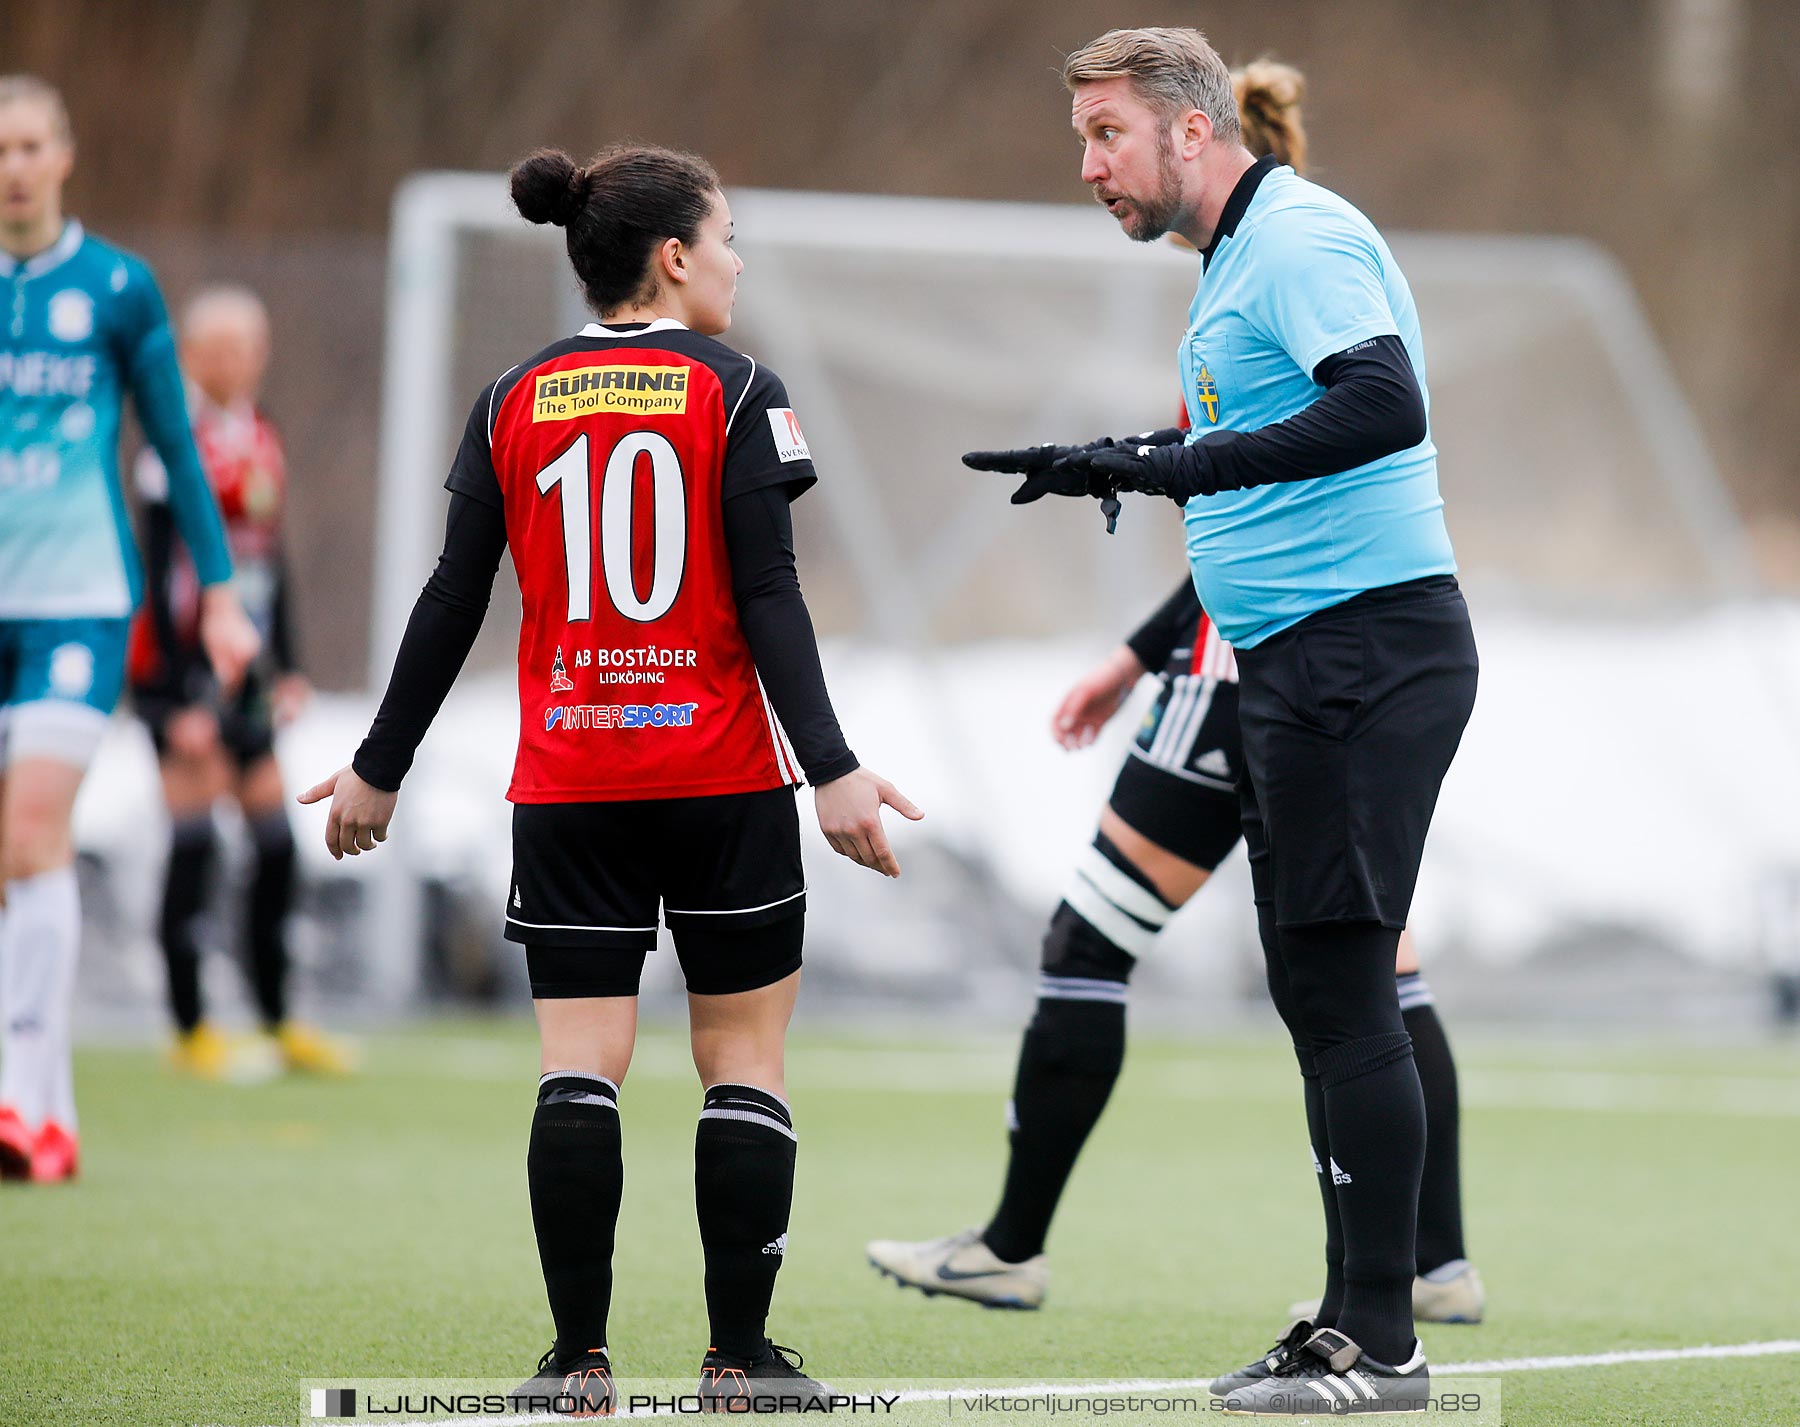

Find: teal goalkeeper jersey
<box><xmin>1</xmin><ymin>221</ymin><xmax>231</xmax><ymax>619</ymax></box>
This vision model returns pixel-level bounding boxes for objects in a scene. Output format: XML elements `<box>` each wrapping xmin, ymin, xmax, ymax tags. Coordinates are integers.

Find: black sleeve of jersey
<box><xmin>723</xmin><ymin>483</ymin><xmax>859</xmax><ymax>786</ymax></box>
<box><xmin>269</xmin><ymin>548</ymin><xmax>299</xmax><ymax>674</ymax></box>
<box><xmin>351</xmin><ymin>492</ymin><xmax>508</xmax><ymax>792</ymax></box>
<box><xmin>721</xmin><ymin>363</ymin><xmax>819</xmax><ymax>502</ymax></box>
<box><xmin>1124</xmin><ymin>578</ymin><xmax>1204</xmax><ymax>672</ymax></box>
<box><xmin>137</xmin><ymin>498</ymin><xmax>205</xmax><ymax>701</ymax></box>
<box><xmin>443</xmin><ymin>381</ymin><xmax>506</xmax><ymax>509</ymax></box>
<box><xmin>1158</xmin><ymin>334</ymin><xmax>1427</xmax><ymax>500</ymax></box>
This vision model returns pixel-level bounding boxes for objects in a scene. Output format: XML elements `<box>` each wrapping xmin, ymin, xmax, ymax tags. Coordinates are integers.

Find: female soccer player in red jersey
<box><xmin>302</xmin><ymin>143</ymin><xmax>919</xmax><ymax>1414</ymax></box>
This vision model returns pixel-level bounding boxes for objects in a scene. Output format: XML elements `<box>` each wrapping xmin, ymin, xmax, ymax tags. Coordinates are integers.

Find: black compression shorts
<box><xmin>508</xmin><ymin>786</ymin><xmax>805</xmax><ymax>997</ymax></box>
<box><xmin>1235</xmin><ymin>576</ymin><xmax>1477</xmax><ymax>929</ymax></box>
<box><xmin>135</xmin><ymin>666</ymin><xmax>277</xmax><ymax>767</ymax></box>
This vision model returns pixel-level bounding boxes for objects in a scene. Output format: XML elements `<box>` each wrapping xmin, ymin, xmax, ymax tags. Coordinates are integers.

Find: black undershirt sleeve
<box><xmin>269</xmin><ymin>549</ymin><xmax>299</xmax><ymax>675</ymax></box>
<box><xmin>1160</xmin><ymin>333</ymin><xmax>1427</xmax><ymax>501</ymax></box>
<box><xmin>351</xmin><ymin>492</ymin><xmax>508</xmax><ymax>792</ymax></box>
<box><xmin>1124</xmin><ymin>578</ymin><xmax>1205</xmax><ymax>672</ymax></box>
<box><xmin>722</xmin><ymin>482</ymin><xmax>859</xmax><ymax>787</ymax></box>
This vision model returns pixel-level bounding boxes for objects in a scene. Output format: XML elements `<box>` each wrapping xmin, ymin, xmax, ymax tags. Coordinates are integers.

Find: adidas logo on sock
<box><xmin>762</xmin><ymin>1233</ymin><xmax>788</xmax><ymax>1256</ymax></box>
<box><xmin>1330</xmin><ymin>1157</ymin><xmax>1353</xmax><ymax>1185</ymax></box>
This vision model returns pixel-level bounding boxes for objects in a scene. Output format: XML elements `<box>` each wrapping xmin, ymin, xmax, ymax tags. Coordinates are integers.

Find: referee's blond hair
<box><xmin>1063</xmin><ymin>28</ymin><xmax>1242</xmax><ymax>146</ymax></box>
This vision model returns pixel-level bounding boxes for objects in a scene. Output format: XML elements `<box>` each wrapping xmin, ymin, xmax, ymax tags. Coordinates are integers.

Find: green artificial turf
<box><xmin>5</xmin><ymin>1018</ymin><xmax>1797</xmax><ymax>1425</ymax></box>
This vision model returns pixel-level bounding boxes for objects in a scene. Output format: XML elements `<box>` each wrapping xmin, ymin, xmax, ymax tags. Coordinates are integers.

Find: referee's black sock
<box><xmin>695</xmin><ymin>1084</ymin><xmax>795</xmax><ymax>1361</ymax></box>
<box><xmin>159</xmin><ymin>814</ymin><xmax>216</xmax><ymax>1035</ymax></box>
<box><xmin>1399</xmin><ymin>974</ymin><xmax>1466</xmax><ymax>1274</ymax></box>
<box><xmin>1298</xmin><ymin>1049</ymin><xmax>1346</xmax><ymax>1331</ymax></box>
<box><xmin>984</xmin><ymin>843</ymin><xmax>1168</xmax><ymax>1264</ymax></box>
<box><xmin>1283</xmin><ymin>923</ymin><xmax>1423</xmax><ymax>1367</ymax></box>
<box><xmin>528</xmin><ymin>1072</ymin><xmax>622</xmax><ymax>1360</ymax></box>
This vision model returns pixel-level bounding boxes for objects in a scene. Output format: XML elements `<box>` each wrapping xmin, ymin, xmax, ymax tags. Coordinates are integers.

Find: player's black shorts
<box><xmin>134</xmin><ymin>667</ymin><xmax>277</xmax><ymax>766</ymax></box>
<box><xmin>508</xmin><ymin>785</ymin><xmax>805</xmax><ymax>998</ymax></box>
<box><xmin>1107</xmin><ymin>668</ymin><xmax>1244</xmax><ymax>871</ymax></box>
<box><xmin>1235</xmin><ymin>575</ymin><xmax>1477</xmax><ymax>929</ymax></box>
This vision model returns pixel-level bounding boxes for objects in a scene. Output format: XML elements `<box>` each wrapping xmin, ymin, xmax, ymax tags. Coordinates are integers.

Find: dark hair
<box><xmin>511</xmin><ymin>144</ymin><xmax>721</xmax><ymax>315</ymax></box>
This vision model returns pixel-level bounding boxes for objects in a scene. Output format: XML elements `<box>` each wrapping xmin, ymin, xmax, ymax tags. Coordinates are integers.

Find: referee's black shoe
<box><xmin>698</xmin><ymin>1340</ymin><xmax>835</xmax><ymax>1412</ymax></box>
<box><xmin>1220</xmin><ymin>1328</ymin><xmax>1429</xmax><ymax>1415</ymax></box>
<box><xmin>1207</xmin><ymin>1316</ymin><xmax>1314</xmax><ymax>1397</ymax></box>
<box><xmin>506</xmin><ymin>1344</ymin><xmax>616</xmax><ymax>1417</ymax></box>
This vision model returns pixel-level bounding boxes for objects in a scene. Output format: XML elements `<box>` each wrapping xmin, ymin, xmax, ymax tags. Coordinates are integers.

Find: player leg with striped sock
<box><xmin>867</xmin><ymin>791</ymin><xmax>1231</xmax><ymax>1307</ymax></box>
<box><xmin>506</xmin><ymin>977</ymin><xmax>636</xmax><ymax>1417</ymax></box>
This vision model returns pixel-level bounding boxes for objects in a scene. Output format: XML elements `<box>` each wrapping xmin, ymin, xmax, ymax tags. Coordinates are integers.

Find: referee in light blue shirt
<box><xmin>966</xmin><ymin>28</ymin><xmax>1477</xmax><ymax>1413</ymax></box>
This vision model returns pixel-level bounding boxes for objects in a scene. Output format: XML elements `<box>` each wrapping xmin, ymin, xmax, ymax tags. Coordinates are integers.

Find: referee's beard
<box><xmin>1101</xmin><ymin>128</ymin><xmax>1186</xmax><ymax>244</ymax></box>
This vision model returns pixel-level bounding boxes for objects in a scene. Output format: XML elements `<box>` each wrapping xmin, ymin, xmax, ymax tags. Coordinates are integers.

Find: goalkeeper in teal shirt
<box><xmin>0</xmin><ymin>75</ymin><xmax>258</xmax><ymax>1183</ymax></box>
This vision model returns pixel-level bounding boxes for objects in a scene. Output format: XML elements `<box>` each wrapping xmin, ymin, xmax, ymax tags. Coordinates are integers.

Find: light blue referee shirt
<box><xmin>1178</xmin><ymin>160</ymin><xmax>1455</xmax><ymax>648</ymax></box>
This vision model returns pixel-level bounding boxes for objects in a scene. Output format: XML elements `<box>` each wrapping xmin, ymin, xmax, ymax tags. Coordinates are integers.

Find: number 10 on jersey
<box><xmin>536</xmin><ymin>431</ymin><xmax>687</xmax><ymax>624</ymax></box>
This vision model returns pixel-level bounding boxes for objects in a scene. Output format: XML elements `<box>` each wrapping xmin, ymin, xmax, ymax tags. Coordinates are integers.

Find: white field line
<box><xmin>401</xmin><ymin>1036</ymin><xmax>1800</xmax><ymax>1118</ymax></box>
<box><xmin>338</xmin><ymin>1338</ymin><xmax>1800</xmax><ymax>1425</ymax></box>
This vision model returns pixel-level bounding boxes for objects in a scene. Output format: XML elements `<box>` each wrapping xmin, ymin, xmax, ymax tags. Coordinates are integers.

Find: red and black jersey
<box><xmin>127</xmin><ymin>394</ymin><xmax>292</xmax><ymax>691</ymax></box>
<box><xmin>450</xmin><ymin>319</ymin><xmax>816</xmax><ymax>803</ymax></box>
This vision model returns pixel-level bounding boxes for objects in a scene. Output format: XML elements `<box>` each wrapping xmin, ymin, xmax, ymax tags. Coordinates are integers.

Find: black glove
<box><xmin>962</xmin><ymin>439</ymin><xmax>1116</xmax><ymax>505</ymax></box>
<box><xmin>964</xmin><ymin>429</ymin><xmax>1189</xmax><ymax>532</ymax></box>
<box><xmin>1056</xmin><ymin>439</ymin><xmax>1216</xmax><ymax>504</ymax></box>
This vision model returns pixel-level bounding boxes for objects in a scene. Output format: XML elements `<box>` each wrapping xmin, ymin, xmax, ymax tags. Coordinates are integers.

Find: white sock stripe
<box><xmin>1397</xmin><ymin>974</ymin><xmax>1436</xmax><ymax>1010</ymax></box>
<box><xmin>706</xmin><ymin>1092</ymin><xmax>792</xmax><ymax>1125</ymax></box>
<box><xmin>1072</xmin><ymin>846</ymin><xmax>1172</xmax><ymax>927</ymax></box>
<box><xmin>539</xmin><ymin>1071</ymin><xmax>620</xmax><ymax>1097</ymax></box>
<box><xmin>1062</xmin><ymin>877</ymin><xmax>1159</xmax><ymax>957</ymax></box>
<box><xmin>1039</xmin><ymin>974</ymin><xmax>1130</xmax><ymax>997</ymax></box>
<box><xmin>1036</xmin><ymin>982</ymin><xmax>1129</xmax><ymax>1004</ymax></box>
<box><xmin>699</xmin><ymin>1107</ymin><xmax>798</xmax><ymax>1141</ymax></box>
<box><xmin>704</xmin><ymin>1082</ymin><xmax>793</xmax><ymax>1116</ymax></box>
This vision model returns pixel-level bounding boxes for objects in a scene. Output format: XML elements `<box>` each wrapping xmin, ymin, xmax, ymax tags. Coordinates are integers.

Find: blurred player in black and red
<box><xmin>302</xmin><ymin>142</ymin><xmax>919</xmax><ymax>1414</ymax></box>
<box><xmin>126</xmin><ymin>286</ymin><xmax>350</xmax><ymax>1078</ymax></box>
<box><xmin>869</xmin><ymin>60</ymin><xmax>1481</xmax><ymax>1331</ymax></box>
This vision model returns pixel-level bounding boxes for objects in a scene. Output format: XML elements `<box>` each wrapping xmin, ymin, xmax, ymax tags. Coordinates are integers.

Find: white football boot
<box><xmin>865</xmin><ymin>1227</ymin><xmax>1048</xmax><ymax>1309</ymax></box>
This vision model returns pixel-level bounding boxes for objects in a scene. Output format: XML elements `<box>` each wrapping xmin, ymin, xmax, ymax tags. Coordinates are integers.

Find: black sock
<box><xmin>159</xmin><ymin>815</ymin><xmax>216</xmax><ymax>1034</ymax></box>
<box><xmin>1260</xmin><ymin>906</ymin><xmax>1346</xmax><ymax>1328</ymax></box>
<box><xmin>245</xmin><ymin>812</ymin><xmax>295</xmax><ymax>1029</ymax></box>
<box><xmin>1298</xmin><ymin>1050</ymin><xmax>1346</xmax><ymax>1330</ymax></box>
<box><xmin>529</xmin><ymin>1072</ymin><xmax>622</xmax><ymax>1360</ymax></box>
<box><xmin>1400</xmin><ymin>975</ymin><xmax>1465</xmax><ymax>1273</ymax></box>
<box><xmin>984</xmin><ymin>991</ymin><xmax>1126</xmax><ymax>1263</ymax></box>
<box><xmin>1282</xmin><ymin>922</ymin><xmax>1422</xmax><ymax>1367</ymax></box>
<box><xmin>1314</xmin><ymin>1034</ymin><xmax>1425</xmax><ymax>1365</ymax></box>
<box><xmin>695</xmin><ymin>1084</ymin><xmax>795</xmax><ymax>1361</ymax></box>
<box><xmin>983</xmin><ymin>860</ymin><xmax>1158</xmax><ymax>1265</ymax></box>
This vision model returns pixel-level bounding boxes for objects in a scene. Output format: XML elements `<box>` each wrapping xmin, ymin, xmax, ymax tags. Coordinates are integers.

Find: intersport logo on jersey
<box><xmin>532</xmin><ymin>365</ymin><xmax>689</xmax><ymax>421</ymax></box>
<box><xmin>544</xmin><ymin>702</ymin><xmax>700</xmax><ymax>732</ymax></box>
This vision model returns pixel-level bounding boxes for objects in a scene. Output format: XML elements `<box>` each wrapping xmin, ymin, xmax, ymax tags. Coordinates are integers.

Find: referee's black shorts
<box><xmin>506</xmin><ymin>786</ymin><xmax>805</xmax><ymax>998</ymax></box>
<box><xmin>1235</xmin><ymin>575</ymin><xmax>1477</xmax><ymax>930</ymax></box>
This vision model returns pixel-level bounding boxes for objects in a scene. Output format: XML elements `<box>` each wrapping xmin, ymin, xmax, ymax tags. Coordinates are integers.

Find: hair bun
<box><xmin>511</xmin><ymin>148</ymin><xmax>589</xmax><ymax>227</ymax></box>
